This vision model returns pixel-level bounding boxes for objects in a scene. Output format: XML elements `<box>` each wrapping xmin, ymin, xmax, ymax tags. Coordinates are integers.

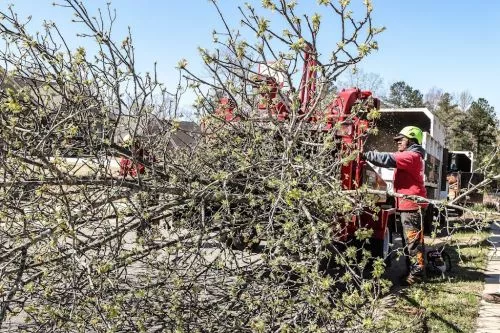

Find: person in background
<box><xmin>363</xmin><ymin>126</ymin><xmax>428</xmax><ymax>285</ymax></box>
<box><xmin>119</xmin><ymin>134</ymin><xmax>148</xmax><ymax>178</ymax></box>
<box><xmin>446</xmin><ymin>172</ymin><xmax>459</xmax><ymax>201</ymax></box>
<box><xmin>119</xmin><ymin>134</ymin><xmax>157</xmax><ymax>238</ymax></box>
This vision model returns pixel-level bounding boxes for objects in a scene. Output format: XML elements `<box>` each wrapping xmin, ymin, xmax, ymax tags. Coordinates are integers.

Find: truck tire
<box><xmin>423</xmin><ymin>204</ymin><xmax>435</xmax><ymax>235</ymax></box>
<box><xmin>370</xmin><ymin>227</ymin><xmax>393</xmax><ymax>267</ymax></box>
<box><xmin>382</xmin><ymin>227</ymin><xmax>393</xmax><ymax>267</ymax></box>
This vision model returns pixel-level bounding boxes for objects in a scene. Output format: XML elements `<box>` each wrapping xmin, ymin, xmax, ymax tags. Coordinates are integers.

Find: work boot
<box><xmin>402</xmin><ymin>265</ymin><xmax>425</xmax><ymax>286</ymax></box>
<box><xmin>482</xmin><ymin>293</ymin><xmax>500</xmax><ymax>304</ymax></box>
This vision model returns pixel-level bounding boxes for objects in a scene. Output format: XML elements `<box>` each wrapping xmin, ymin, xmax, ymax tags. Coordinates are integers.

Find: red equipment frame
<box><xmin>216</xmin><ymin>51</ymin><xmax>395</xmax><ymax>247</ymax></box>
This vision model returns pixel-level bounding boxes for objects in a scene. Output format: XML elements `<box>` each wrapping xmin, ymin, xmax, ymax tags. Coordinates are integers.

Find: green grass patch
<box><xmin>379</xmin><ymin>231</ymin><xmax>490</xmax><ymax>333</ymax></box>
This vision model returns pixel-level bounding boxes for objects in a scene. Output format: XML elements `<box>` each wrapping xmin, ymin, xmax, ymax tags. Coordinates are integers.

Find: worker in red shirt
<box><xmin>119</xmin><ymin>134</ymin><xmax>157</xmax><ymax>238</ymax></box>
<box><xmin>119</xmin><ymin>134</ymin><xmax>149</xmax><ymax>178</ymax></box>
<box><xmin>363</xmin><ymin>126</ymin><xmax>428</xmax><ymax>284</ymax></box>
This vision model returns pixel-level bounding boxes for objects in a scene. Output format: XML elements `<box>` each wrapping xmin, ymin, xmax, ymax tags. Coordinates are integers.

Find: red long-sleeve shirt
<box><xmin>393</xmin><ymin>150</ymin><xmax>427</xmax><ymax>210</ymax></box>
<box><xmin>119</xmin><ymin>148</ymin><xmax>154</xmax><ymax>177</ymax></box>
<box><xmin>364</xmin><ymin>144</ymin><xmax>427</xmax><ymax>211</ymax></box>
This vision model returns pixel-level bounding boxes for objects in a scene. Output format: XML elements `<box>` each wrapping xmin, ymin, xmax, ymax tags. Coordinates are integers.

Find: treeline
<box><xmin>337</xmin><ymin>73</ymin><xmax>499</xmax><ymax>172</ymax></box>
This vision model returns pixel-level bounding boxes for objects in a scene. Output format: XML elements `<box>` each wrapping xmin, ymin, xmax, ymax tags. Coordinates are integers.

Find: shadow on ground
<box><xmin>382</xmin><ymin>233</ymin><xmax>489</xmax><ymax>333</ymax></box>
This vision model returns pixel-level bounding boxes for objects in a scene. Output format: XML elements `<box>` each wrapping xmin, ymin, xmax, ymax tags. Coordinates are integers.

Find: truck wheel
<box><xmin>423</xmin><ymin>204</ymin><xmax>435</xmax><ymax>235</ymax></box>
<box><xmin>382</xmin><ymin>227</ymin><xmax>393</xmax><ymax>267</ymax></box>
<box><xmin>369</xmin><ymin>227</ymin><xmax>393</xmax><ymax>267</ymax></box>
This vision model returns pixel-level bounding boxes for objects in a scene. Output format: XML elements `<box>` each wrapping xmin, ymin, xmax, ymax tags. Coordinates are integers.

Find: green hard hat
<box><xmin>394</xmin><ymin>126</ymin><xmax>423</xmax><ymax>145</ymax></box>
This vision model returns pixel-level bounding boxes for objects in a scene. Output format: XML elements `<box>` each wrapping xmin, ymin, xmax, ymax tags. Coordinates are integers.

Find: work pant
<box><xmin>400</xmin><ymin>209</ymin><xmax>425</xmax><ymax>271</ymax></box>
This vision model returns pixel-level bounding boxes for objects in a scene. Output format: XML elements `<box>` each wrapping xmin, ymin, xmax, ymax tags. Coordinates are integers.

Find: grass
<box><xmin>379</xmin><ymin>230</ymin><xmax>490</xmax><ymax>333</ymax></box>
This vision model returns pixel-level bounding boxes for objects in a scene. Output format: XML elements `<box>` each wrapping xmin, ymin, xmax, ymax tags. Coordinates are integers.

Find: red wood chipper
<box><xmin>216</xmin><ymin>50</ymin><xmax>396</xmax><ymax>260</ymax></box>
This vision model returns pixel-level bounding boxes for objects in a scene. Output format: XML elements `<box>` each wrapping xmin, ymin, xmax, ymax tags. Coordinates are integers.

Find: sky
<box><xmin>1</xmin><ymin>0</ymin><xmax>500</xmax><ymax>118</ymax></box>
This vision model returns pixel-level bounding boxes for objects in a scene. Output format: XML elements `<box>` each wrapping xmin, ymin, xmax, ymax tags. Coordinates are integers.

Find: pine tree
<box><xmin>464</xmin><ymin>98</ymin><xmax>498</xmax><ymax>162</ymax></box>
<box><xmin>386</xmin><ymin>81</ymin><xmax>424</xmax><ymax>108</ymax></box>
<box><xmin>433</xmin><ymin>92</ymin><xmax>467</xmax><ymax>149</ymax></box>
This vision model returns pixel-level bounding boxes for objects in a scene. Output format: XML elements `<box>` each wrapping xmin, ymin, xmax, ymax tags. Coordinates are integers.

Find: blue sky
<box><xmin>2</xmin><ymin>0</ymin><xmax>499</xmax><ymax>117</ymax></box>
